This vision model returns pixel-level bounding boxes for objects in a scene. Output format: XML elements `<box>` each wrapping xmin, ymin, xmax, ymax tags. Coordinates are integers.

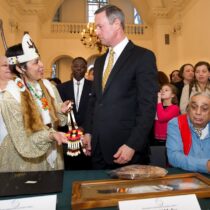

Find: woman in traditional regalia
<box><xmin>0</xmin><ymin>33</ymin><xmax>71</xmax><ymax>172</ymax></box>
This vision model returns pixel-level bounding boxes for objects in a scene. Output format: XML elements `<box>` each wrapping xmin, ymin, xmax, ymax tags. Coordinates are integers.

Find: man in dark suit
<box><xmin>57</xmin><ymin>57</ymin><xmax>92</xmax><ymax>170</ymax></box>
<box><xmin>83</xmin><ymin>5</ymin><xmax>158</xmax><ymax>169</ymax></box>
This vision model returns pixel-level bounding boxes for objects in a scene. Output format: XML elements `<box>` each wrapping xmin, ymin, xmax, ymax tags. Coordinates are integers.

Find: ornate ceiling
<box><xmin>5</xmin><ymin>0</ymin><xmax>64</xmax><ymax>22</ymax></box>
<box><xmin>3</xmin><ymin>0</ymin><xmax>195</xmax><ymax>24</ymax></box>
<box><xmin>132</xmin><ymin>0</ymin><xmax>196</xmax><ymax>23</ymax></box>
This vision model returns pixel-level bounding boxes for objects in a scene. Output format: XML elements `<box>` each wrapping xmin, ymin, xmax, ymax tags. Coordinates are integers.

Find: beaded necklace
<box><xmin>27</xmin><ymin>82</ymin><xmax>49</xmax><ymax>110</ymax></box>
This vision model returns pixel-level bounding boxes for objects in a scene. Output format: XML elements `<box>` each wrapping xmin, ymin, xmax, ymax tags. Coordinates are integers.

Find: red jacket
<box><xmin>154</xmin><ymin>103</ymin><xmax>180</xmax><ymax>140</ymax></box>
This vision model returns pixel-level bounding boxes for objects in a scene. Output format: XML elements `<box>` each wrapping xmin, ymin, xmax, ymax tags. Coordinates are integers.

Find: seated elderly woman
<box><xmin>0</xmin><ymin>33</ymin><xmax>71</xmax><ymax>172</ymax></box>
<box><xmin>166</xmin><ymin>92</ymin><xmax>210</xmax><ymax>173</ymax></box>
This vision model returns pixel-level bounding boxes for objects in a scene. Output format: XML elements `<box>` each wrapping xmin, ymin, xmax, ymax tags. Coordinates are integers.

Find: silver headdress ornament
<box><xmin>8</xmin><ymin>33</ymin><xmax>39</xmax><ymax>65</ymax></box>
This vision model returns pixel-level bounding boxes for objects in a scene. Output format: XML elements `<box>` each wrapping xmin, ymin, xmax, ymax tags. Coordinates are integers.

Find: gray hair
<box><xmin>186</xmin><ymin>92</ymin><xmax>210</xmax><ymax>112</ymax></box>
<box><xmin>95</xmin><ymin>5</ymin><xmax>125</xmax><ymax>30</ymax></box>
<box><xmin>190</xmin><ymin>92</ymin><xmax>210</xmax><ymax>100</ymax></box>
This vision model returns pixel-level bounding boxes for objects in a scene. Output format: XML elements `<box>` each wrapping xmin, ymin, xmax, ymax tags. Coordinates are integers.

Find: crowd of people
<box><xmin>0</xmin><ymin>4</ymin><xmax>209</xmax><ymax>174</ymax></box>
<box><xmin>154</xmin><ymin>61</ymin><xmax>210</xmax><ymax>173</ymax></box>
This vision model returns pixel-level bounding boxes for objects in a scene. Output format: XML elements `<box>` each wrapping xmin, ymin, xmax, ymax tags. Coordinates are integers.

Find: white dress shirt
<box><xmin>73</xmin><ymin>78</ymin><xmax>84</xmax><ymax>111</ymax></box>
<box><xmin>103</xmin><ymin>37</ymin><xmax>129</xmax><ymax>75</ymax></box>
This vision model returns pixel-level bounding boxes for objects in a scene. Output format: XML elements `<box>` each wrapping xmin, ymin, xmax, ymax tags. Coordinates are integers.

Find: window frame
<box><xmin>134</xmin><ymin>8</ymin><xmax>142</xmax><ymax>25</ymax></box>
<box><xmin>86</xmin><ymin>0</ymin><xmax>109</xmax><ymax>23</ymax></box>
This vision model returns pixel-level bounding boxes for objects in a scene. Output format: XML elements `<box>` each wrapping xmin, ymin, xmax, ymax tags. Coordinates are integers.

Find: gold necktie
<box><xmin>102</xmin><ymin>48</ymin><xmax>114</xmax><ymax>90</ymax></box>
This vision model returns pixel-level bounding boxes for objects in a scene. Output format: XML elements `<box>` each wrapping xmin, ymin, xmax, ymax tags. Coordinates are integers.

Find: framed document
<box><xmin>72</xmin><ymin>173</ymin><xmax>210</xmax><ymax>210</ymax></box>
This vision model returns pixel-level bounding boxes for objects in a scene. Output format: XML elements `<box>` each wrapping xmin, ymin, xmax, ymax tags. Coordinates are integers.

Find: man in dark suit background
<box><xmin>57</xmin><ymin>57</ymin><xmax>92</xmax><ymax>170</ymax></box>
<box><xmin>83</xmin><ymin>5</ymin><xmax>158</xmax><ymax>169</ymax></box>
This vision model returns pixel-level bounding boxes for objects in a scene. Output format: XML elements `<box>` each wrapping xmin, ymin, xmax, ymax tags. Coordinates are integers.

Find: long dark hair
<box><xmin>5</xmin><ymin>43</ymin><xmax>27</xmax><ymax>77</ymax></box>
<box><xmin>192</xmin><ymin>61</ymin><xmax>210</xmax><ymax>92</ymax></box>
<box><xmin>179</xmin><ymin>63</ymin><xmax>194</xmax><ymax>79</ymax></box>
<box><xmin>5</xmin><ymin>43</ymin><xmax>59</xmax><ymax>134</ymax></box>
<box><xmin>157</xmin><ymin>71</ymin><xmax>169</xmax><ymax>90</ymax></box>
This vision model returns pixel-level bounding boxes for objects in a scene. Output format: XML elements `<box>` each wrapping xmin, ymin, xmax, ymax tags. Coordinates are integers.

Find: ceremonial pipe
<box><xmin>0</xmin><ymin>19</ymin><xmax>8</xmax><ymax>50</ymax></box>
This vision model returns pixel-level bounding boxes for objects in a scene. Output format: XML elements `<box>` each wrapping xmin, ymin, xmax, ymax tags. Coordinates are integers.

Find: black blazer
<box><xmin>173</xmin><ymin>80</ymin><xmax>184</xmax><ymax>103</ymax></box>
<box><xmin>85</xmin><ymin>41</ymin><xmax>158</xmax><ymax>164</ymax></box>
<box><xmin>57</xmin><ymin>79</ymin><xmax>92</xmax><ymax>127</ymax></box>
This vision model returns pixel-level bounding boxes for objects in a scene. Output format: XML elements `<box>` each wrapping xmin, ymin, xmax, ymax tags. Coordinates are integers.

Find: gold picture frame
<box><xmin>72</xmin><ymin>173</ymin><xmax>210</xmax><ymax>210</ymax></box>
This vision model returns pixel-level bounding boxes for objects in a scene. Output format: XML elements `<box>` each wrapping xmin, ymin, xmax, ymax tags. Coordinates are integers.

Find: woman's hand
<box><xmin>49</xmin><ymin>131</ymin><xmax>68</xmax><ymax>145</ymax></box>
<box><xmin>61</xmin><ymin>100</ymin><xmax>73</xmax><ymax>114</ymax></box>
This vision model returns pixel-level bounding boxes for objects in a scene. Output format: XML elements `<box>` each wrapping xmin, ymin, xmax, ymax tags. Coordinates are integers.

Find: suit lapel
<box><xmin>78</xmin><ymin>80</ymin><xmax>88</xmax><ymax>112</ymax></box>
<box><xmin>63</xmin><ymin>81</ymin><xmax>74</xmax><ymax>101</ymax></box>
<box><xmin>96</xmin><ymin>52</ymin><xmax>107</xmax><ymax>97</ymax></box>
<box><xmin>103</xmin><ymin>41</ymin><xmax>134</xmax><ymax>93</ymax></box>
<box><xmin>70</xmin><ymin>81</ymin><xmax>75</xmax><ymax>100</ymax></box>
<box><xmin>69</xmin><ymin>81</ymin><xmax>77</xmax><ymax>113</ymax></box>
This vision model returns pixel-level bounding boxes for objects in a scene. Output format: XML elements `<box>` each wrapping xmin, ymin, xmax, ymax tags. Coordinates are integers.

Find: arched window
<box><xmin>87</xmin><ymin>0</ymin><xmax>108</xmax><ymax>22</ymax></box>
<box><xmin>134</xmin><ymin>8</ymin><xmax>142</xmax><ymax>24</ymax></box>
<box><xmin>53</xmin><ymin>6</ymin><xmax>61</xmax><ymax>22</ymax></box>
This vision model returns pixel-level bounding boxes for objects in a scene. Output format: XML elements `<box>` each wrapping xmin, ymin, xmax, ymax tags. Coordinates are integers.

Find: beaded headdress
<box><xmin>6</xmin><ymin>33</ymin><xmax>59</xmax><ymax>135</ymax></box>
<box><xmin>8</xmin><ymin>33</ymin><xmax>39</xmax><ymax>65</ymax></box>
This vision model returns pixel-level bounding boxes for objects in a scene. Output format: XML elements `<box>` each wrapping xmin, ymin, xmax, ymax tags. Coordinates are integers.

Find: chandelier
<box><xmin>80</xmin><ymin>22</ymin><xmax>105</xmax><ymax>53</ymax></box>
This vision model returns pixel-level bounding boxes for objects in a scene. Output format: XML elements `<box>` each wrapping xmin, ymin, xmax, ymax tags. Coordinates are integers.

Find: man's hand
<box><xmin>113</xmin><ymin>144</ymin><xmax>135</xmax><ymax>164</ymax></box>
<box><xmin>82</xmin><ymin>134</ymin><xmax>92</xmax><ymax>156</ymax></box>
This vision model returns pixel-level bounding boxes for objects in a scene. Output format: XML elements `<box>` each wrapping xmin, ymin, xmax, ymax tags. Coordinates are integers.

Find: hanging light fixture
<box><xmin>80</xmin><ymin>22</ymin><xmax>105</xmax><ymax>53</ymax></box>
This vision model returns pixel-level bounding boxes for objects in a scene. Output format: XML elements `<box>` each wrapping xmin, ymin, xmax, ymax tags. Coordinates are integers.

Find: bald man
<box><xmin>166</xmin><ymin>92</ymin><xmax>210</xmax><ymax>173</ymax></box>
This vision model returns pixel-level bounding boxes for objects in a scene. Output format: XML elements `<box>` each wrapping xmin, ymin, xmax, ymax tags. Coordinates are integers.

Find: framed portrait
<box><xmin>72</xmin><ymin>173</ymin><xmax>210</xmax><ymax>210</ymax></box>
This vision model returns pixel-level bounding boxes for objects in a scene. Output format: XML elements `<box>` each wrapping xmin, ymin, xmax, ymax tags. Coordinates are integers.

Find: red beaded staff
<box><xmin>66</xmin><ymin>109</ymin><xmax>86</xmax><ymax>156</ymax></box>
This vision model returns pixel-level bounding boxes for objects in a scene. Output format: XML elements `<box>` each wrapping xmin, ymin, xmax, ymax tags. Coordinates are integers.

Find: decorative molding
<box><xmin>172</xmin><ymin>22</ymin><xmax>182</xmax><ymax>35</ymax></box>
<box><xmin>152</xmin><ymin>8</ymin><xmax>169</xmax><ymax>18</ymax></box>
<box><xmin>51</xmin><ymin>22</ymin><xmax>145</xmax><ymax>36</ymax></box>
<box><xmin>151</xmin><ymin>0</ymin><xmax>191</xmax><ymax>19</ymax></box>
<box><xmin>9</xmin><ymin>18</ymin><xmax>19</xmax><ymax>32</ymax></box>
<box><xmin>7</xmin><ymin>0</ymin><xmax>45</xmax><ymax>17</ymax></box>
<box><xmin>172</xmin><ymin>0</ymin><xmax>187</xmax><ymax>7</ymax></box>
<box><xmin>21</xmin><ymin>9</ymin><xmax>39</xmax><ymax>15</ymax></box>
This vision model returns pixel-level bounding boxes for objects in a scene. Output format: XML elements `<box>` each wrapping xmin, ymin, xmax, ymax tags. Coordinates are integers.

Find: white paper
<box><xmin>119</xmin><ymin>194</ymin><xmax>201</xmax><ymax>210</ymax></box>
<box><xmin>0</xmin><ymin>194</ymin><xmax>57</xmax><ymax>210</ymax></box>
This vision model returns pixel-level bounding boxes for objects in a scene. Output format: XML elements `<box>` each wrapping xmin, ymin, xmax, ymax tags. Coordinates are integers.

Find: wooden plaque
<box><xmin>72</xmin><ymin>173</ymin><xmax>210</xmax><ymax>210</ymax></box>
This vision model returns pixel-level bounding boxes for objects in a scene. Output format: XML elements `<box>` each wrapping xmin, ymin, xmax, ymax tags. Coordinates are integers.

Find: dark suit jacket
<box><xmin>56</xmin><ymin>79</ymin><xmax>92</xmax><ymax>170</ymax></box>
<box><xmin>57</xmin><ymin>79</ymin><xmax>92</xmax><ymax>127</ymax></box>
<box><xmin>173</xmin><ymin>80</ymin><xmax>184</xmax><ymax>103</ymax></box>
<box><xmin>85</xmin><ymin>41</ymin><xmax>158</xmax><ymax>165</ymax></box>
